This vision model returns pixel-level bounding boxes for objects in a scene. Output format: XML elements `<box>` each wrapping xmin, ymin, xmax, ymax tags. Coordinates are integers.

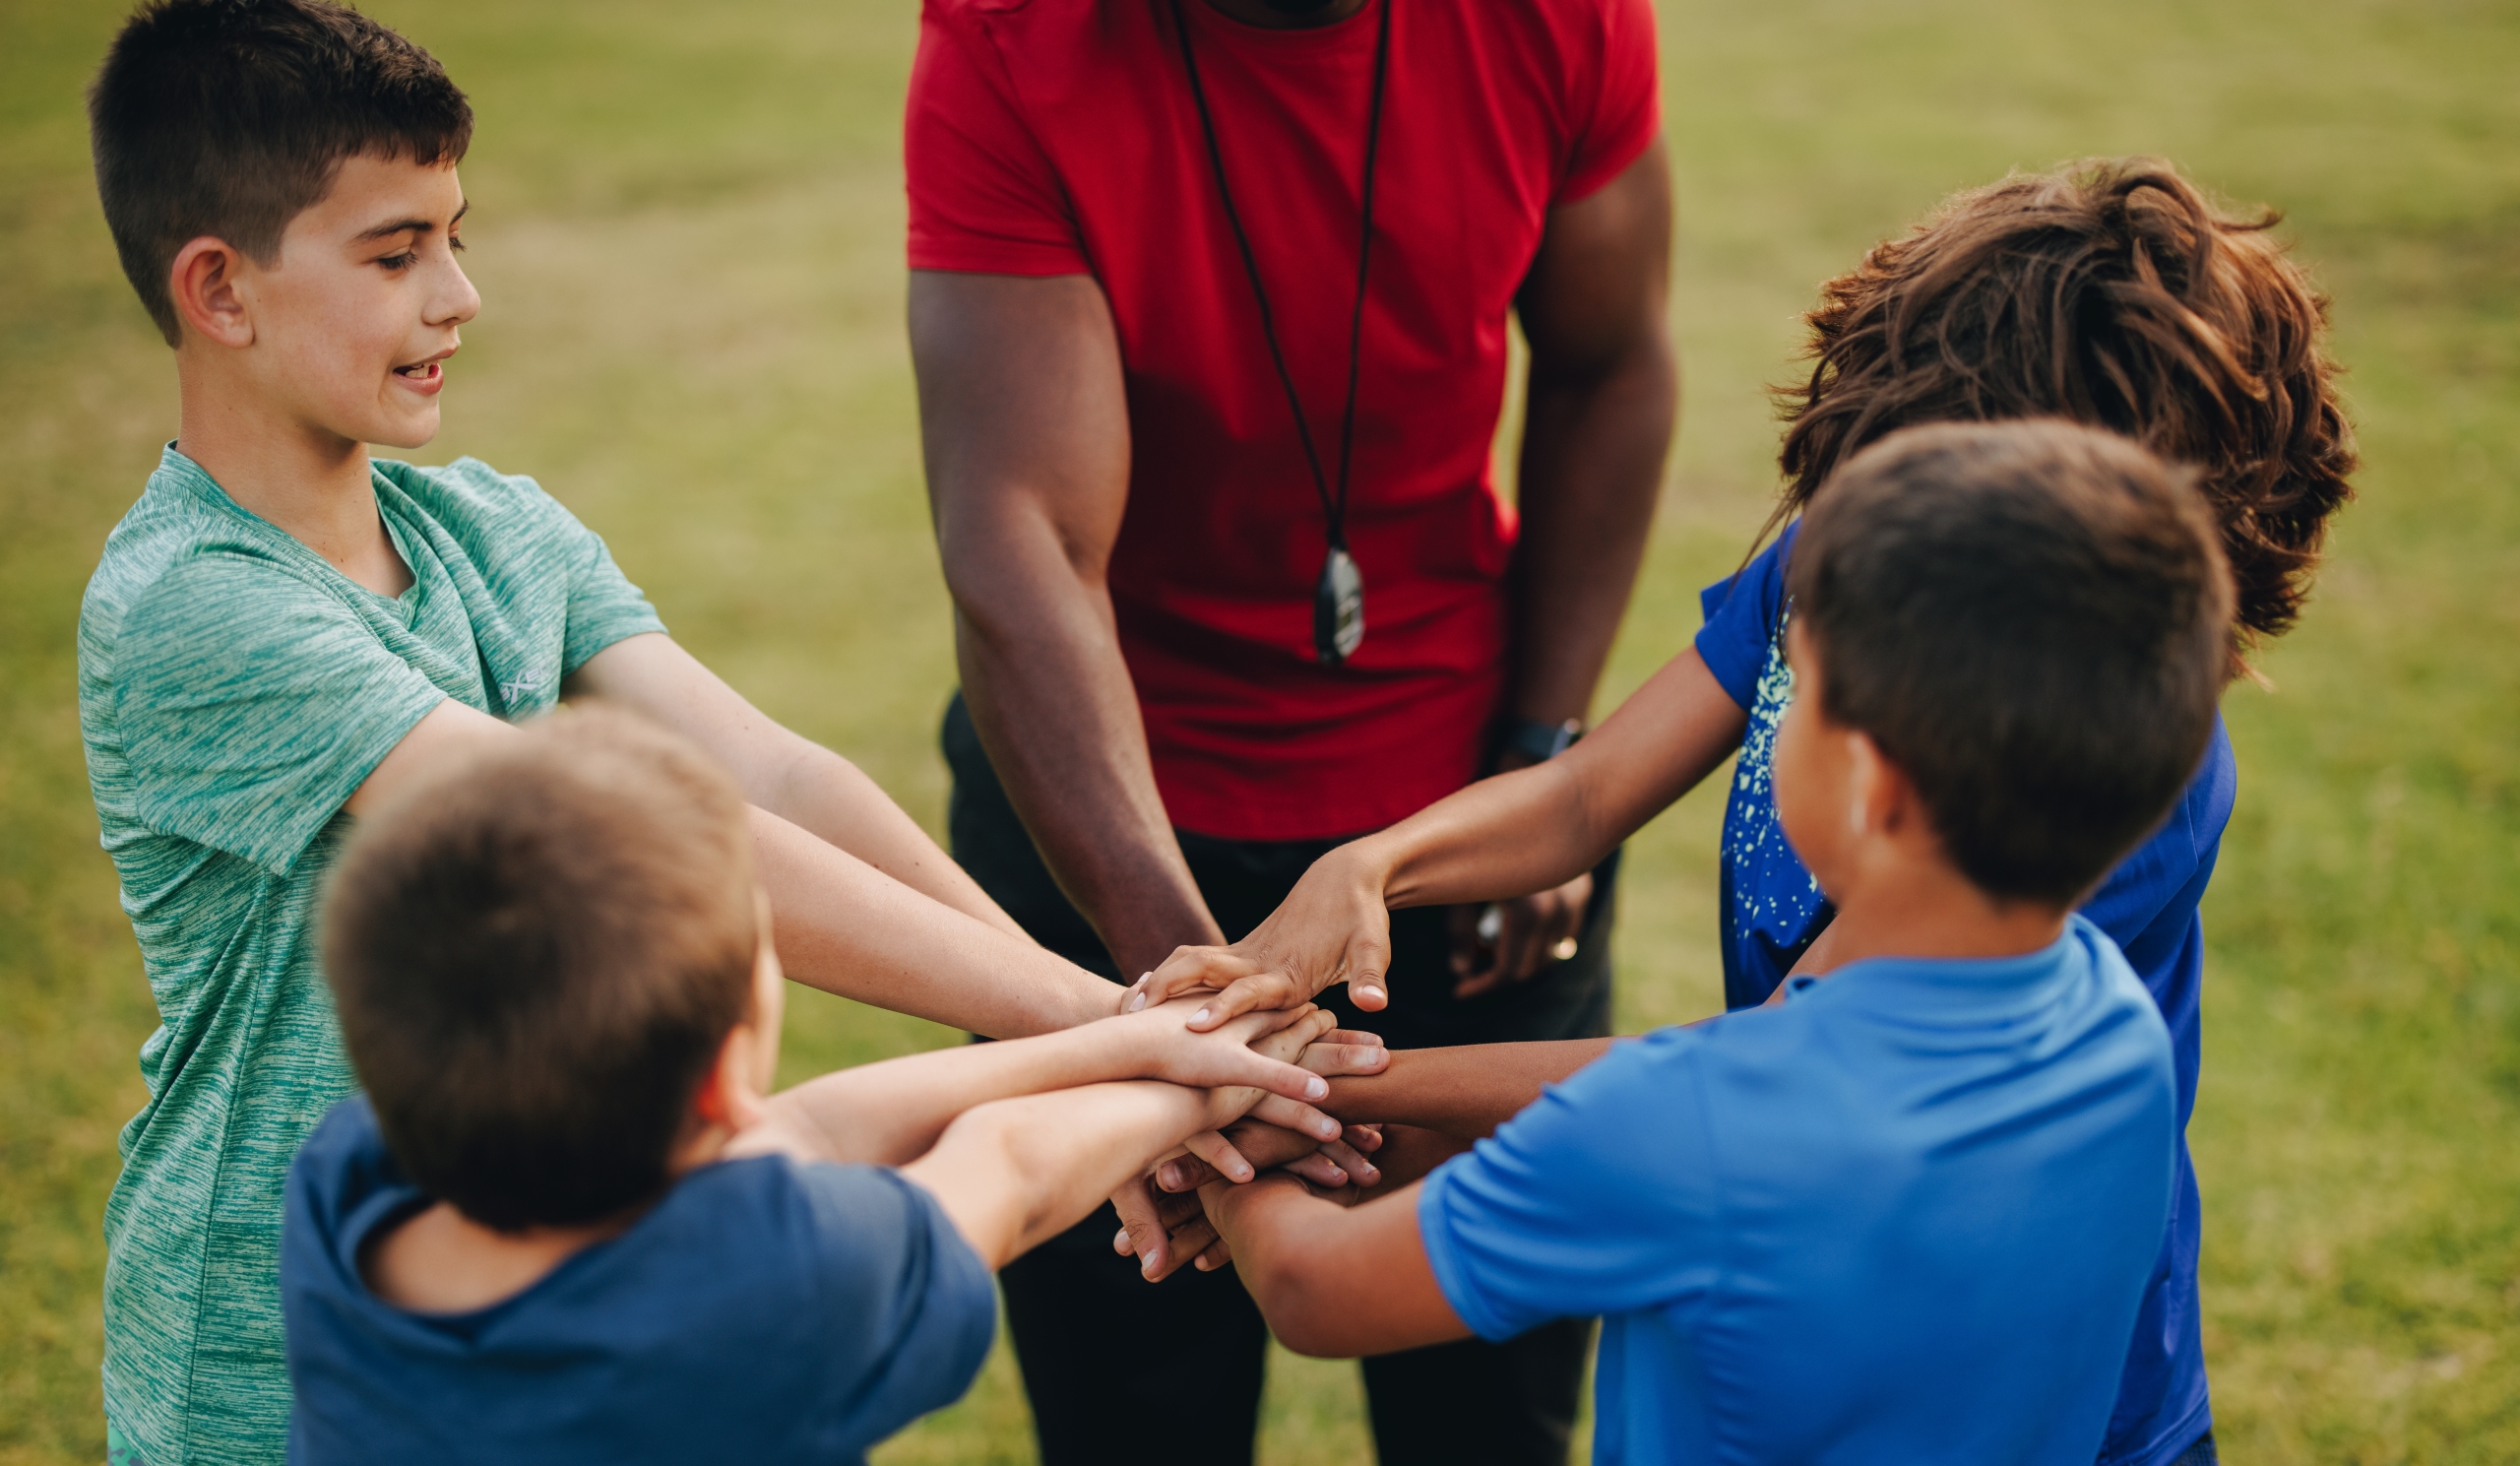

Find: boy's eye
<box><xmin>377</xmin><ymin>251</ymin><xmax>418</xmax><ymax>271</ymax></box>
<box><xmin>449</xmin><ymin>232</ymin><xmax>466</xmax><ymax>253</ymax></box>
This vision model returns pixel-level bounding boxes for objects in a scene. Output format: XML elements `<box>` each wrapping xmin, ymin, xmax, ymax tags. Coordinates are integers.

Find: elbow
<box><xmin>1234</xmin><ymin>1243</ymin><xmax>1348</xmax><ymax>1358</ymax></box>
<box><xmin>1261</xmin><ymin>1270</ymin><xmax>1349</xmax><ymax>1359</ymax></box>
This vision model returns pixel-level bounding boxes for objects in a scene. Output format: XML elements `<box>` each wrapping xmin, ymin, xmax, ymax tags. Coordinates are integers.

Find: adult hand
<box><xmin>1447</xmin><ymin>870</ymin><xmax>1593</xmax><ymax>999</ymax></box>
<box><xmin>1125</xmin><ymin>844</ymin><xmax>1397</xmax><ymax>1030</ymax></box>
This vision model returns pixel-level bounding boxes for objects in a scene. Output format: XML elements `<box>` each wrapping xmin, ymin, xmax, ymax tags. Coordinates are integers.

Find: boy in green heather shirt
<box><xmin>78</xmin><ymin>3</ymin><xmax>1367</xmax><ymax>1461</ymax></box>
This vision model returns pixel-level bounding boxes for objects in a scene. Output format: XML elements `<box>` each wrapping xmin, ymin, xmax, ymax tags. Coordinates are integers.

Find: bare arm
<box><xmin>348</xmin><ymin>694</ymin><xmax>1118</xmax><ymax>1038</ymax></box>
<box><xmin>1318</xmin><ymin>1040</ymin><xmax>1613</xmax><ymax>1139</ymax></box>
<box><xmin>566</xmin><ymin>632</ymin><xmax>1025</xmax><ymax>940</ymax></box>
<box><xmin>742</xmin><ymin>1003</ymin><xmax>1340</xmax><ymax>1173</ymax></box>
<box><xmin>913</xmin><ymin>272</ymin><xmax>1221</xmax><ymax>980</ymax></box>
<box><xmin>1506</xmin><ymin>136</ymin><xmax>1675</xmax><ymax>739</ymax></box>
<box><xmin>1135</xmin><ymin>645</ymin><xmax>1746</xmax><ymax>1024</ymax></box>
<box><xmin>1200</xmin><ymin>1176</ymin><xmax>1469</xmax><ymax>1358</ymax></box>
<box><xmin>904</xmin><ymin>1081</ymin><xmax>1224</xmax><ymax>1270</ymax></box>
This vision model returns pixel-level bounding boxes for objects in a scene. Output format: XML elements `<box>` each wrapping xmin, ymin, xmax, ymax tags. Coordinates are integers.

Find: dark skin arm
<box><xmin>1200</xmin><ymin>1175</ymin><xmax>1470</xmax><ymax>1358</ymax></box>
<box><xmin>1457</xmin><ymin>137</ymin><xmax>1679</xmax><ymax>994</ymax></box>
<box><xmin>912</xmin><ymin>271</ymin><xmax>1219</xmax><ymax>981</ymax></box>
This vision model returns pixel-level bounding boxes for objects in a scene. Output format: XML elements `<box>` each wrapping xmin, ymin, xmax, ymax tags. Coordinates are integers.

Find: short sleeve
<box><xmin>408</xmin><ymin>459</ymin><xmax>665</xmax><ymax>678</ymax></box>
<box><xmin>1418</xmin><ymin>1031</ymin><xmax>1724</xmax><ymax>1341</ymax></box>
<box><xmin>113</xmin><ymin>555</ymin><xmax>443</xmax><ymax>873</ymax></box>
<box><xmin>1555</xmin><ymin>0</ymin><xmax>1661</xmax><ymax>203</ymax></box>
<box><xmin>905</xmin><ymin>0</ymin><xmax>1090</xmax><ymax>277</ymax></box>
<box><xmin>797</xmin><ymin>1165</ymin><xmax>997</xmax><ymax>1447</ymax></box>
<box><xmin>1693</xmin><ymin>525</ymin><xmax>1795</xmax><ymax>711</ymax></box>
<box><xmin>554</xmin><ymin>521</ymin><xmax>662</xmax><ymax>675</ymax></box>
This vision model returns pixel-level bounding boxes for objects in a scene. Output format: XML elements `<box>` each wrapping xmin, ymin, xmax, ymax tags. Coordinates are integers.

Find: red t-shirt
<box><xmin>908</xmin><ymin>0</ymin><xmax>1660</xmax><ymax>842</ymax></box>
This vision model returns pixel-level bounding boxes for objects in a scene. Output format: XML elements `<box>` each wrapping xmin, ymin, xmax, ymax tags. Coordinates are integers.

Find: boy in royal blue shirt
<box><xmin>281</xmin><ymin>710</ymin><xmax>1376</xmax><ymax>1464</ymax></box>
<box><xmin>1182</xmin><ymin>420</ymin><xmax>2233</xmax><ymax>1463</ymax></box>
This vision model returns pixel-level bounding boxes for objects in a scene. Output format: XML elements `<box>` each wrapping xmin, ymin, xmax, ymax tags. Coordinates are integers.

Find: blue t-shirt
<box><xmin>1694</xmin><ymin>525</ymin><xmax>2231</xmax><ymax>1466</ymax></box>
<box><xmin>1419</xmin><ymin>918</ymin><xmax>2178</xmax><ymax>1466</ymax></box>
<box><xmin>282</xmin><ymin>1100</ymin><xmax>996</xmax><ymax>1465</ymax></box>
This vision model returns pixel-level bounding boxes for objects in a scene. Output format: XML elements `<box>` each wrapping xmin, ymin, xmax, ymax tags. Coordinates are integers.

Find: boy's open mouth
<box><xmin>393</xmin><ymin>361</ymin><xmax>443</xmax><ymax>382</ymax></box>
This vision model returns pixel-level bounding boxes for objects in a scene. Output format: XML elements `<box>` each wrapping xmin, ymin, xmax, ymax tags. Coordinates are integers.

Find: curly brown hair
<box><xmin>1773</xmin><ymin>158</ymin><xmax>2356</xmax><ymax>650</ymax></box>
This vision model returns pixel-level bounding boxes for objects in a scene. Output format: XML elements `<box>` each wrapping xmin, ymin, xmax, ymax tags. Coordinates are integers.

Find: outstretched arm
<box><xmin>914</xmin><ymin>271</ymin><xmax>1226</xmax><ymax>981</ymax></box>
<box><xmin>1200</xmin><ymin>1176</ymin><xmax>1470</xmax><ymax>1358</ymax></box>
<box><xmin>742</xmin><ymin>1002</ymin><xmax>1347</xmax><ymax>1170</ymax></box>
<box><xmin>1130</xmin><ymin>646</ymin><xmax>1746</xmax><ymax>1026</ymax></box>
<box><xmin>348</xmin><ymin>689</ymin><xmax>1122</xmax><ymax>1039</ymax></box>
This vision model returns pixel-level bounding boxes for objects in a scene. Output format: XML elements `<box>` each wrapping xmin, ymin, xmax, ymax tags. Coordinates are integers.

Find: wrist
<box><xmin>1492</xmin><ymin>716</ymin><xmax>1584</xmax><ymax>773</ymax></box>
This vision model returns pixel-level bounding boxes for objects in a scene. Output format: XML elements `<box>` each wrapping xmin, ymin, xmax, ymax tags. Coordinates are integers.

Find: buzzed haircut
<box><xmin>1776</xmin><ymin>159</ymin><xmax>2355</xmax><ymax>655</ymax></box>
<box><xmin>1789</xmin><ymin>420</ymin><xmax>2235</xmax><ymax>907</ymax></box>
<box><xmin>89</xmin><ymin>0</ymin><xmax>472</xmax><ymax>345</ymax></box>
<box><xmin>322</xmin><ymin>710</ymin><xmax>758</xmax><ymax>1233</ymax></box>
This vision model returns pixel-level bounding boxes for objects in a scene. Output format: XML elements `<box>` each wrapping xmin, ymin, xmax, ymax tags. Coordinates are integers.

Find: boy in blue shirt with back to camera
<box><xmin>1188</xmin><ymin>419</ymin><xmax>2232</xmax><ymax>1464</ymax></box>
<box><xmin>282</xmin><ymin>708</ymin><xmax>1370</xmax><ymax>1464</ymax></box>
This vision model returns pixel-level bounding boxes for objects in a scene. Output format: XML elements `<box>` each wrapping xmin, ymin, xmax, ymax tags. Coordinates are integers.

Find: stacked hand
<box><xmin>1102</xmin><ymin>994</ymin><xmax>1389</xmax><ymax>1278</ymax></box>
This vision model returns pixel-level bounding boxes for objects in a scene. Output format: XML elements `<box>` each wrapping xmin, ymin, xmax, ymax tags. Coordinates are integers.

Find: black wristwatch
<box><xmin>1499</xmin><ymin>716</ymin><xmax>1585</xmax><ymax>764</ymax></box>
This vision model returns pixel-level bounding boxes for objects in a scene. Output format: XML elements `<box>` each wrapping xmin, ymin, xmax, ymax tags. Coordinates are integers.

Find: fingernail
<box><xmin>1317</xmin><ymin>1118</ymin><xmax>1341</xmax><ymax>1140</ymax></box>
<box><xmin>1126</xmin><ymin>990</ymin><xmax>1147</xmax><ymax>1013</ymax></box>
<box><xmin>1305</xmin><ymin>1076</ymin><xmax>1328</xmax><ymax>1100</ymax></box>
<box><xmin>1159</xmin><ymin>1163</ymin><xmax>1181</xmax><ymax>1190</ymax></box>
<box><xmin>1357</xmin><ymin>986</ymin><xmax>1383</xmax><ymax>1004</ymax></box>
<box><xmin>1230</xmin><ymin>1164</ymin><xmax>1252</xmax><ymax>1181</ymax></box>
<box><xmin>1192</xmin><ymin>1007</ymin><xmax>1212</xmax><ymax>1025</ymax></box>
<box><xmin>1142</xmin><ymin>1252</ymin><xmax>1160</xmax><ymax>1278</ymax></box>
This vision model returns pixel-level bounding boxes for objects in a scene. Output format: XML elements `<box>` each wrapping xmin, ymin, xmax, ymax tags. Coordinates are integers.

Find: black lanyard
<box><xmin>1171</xmin><ymin>0</ymin><xmax>1394</xmax><ymax>666</ymax></box>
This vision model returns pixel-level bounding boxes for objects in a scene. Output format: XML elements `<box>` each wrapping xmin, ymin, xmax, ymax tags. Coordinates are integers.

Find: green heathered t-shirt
<box><xmin>78</xmin><ymin>446</ymin><xmax>666</xmax><ymax>1465</ymax></box>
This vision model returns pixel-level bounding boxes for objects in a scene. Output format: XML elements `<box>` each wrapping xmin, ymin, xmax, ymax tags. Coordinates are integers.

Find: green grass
<box><xmin>2</xmin><ymin>0</ymin><xmax>2514</xmax><ymax>1460</ymax></box>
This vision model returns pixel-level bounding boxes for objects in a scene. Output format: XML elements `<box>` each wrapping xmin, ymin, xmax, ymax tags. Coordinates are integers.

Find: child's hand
<box><xmin>1120</xmin><ymin>845</ymin><xmax>1396</xmax><ymax>1027</ymax></box>
<box><xmin>1120</xmin><ymin>996</ymin><xmax>1333</xmax><ymax>1104</ymax></box>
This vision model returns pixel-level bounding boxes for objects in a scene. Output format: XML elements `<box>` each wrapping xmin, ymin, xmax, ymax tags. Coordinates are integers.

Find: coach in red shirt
<box><xmin>906</xmin><ymin>0</ymin><xmax>1672</xmax><ymax>1458</ymax></box>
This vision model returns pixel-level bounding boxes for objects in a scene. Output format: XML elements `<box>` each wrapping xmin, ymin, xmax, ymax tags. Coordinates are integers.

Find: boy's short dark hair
<box><xmin>1775</xmin><ymin>159</ymin><xmax>2355</xmax><ymax>654</ymax></box>
<box><xmin>89</xmin><ymin>0</ymin><xmax>472</xmax><ymax>345</ymax></box>
<box><xmin>322</xmin><ymin>710</ymin><xmax>757</xmax><ymax>1232</ymax></box>
<box><xmin>1789</xmin><ymin>420</ymin><xmax>2234</xmax><ymax>906</ymax></box>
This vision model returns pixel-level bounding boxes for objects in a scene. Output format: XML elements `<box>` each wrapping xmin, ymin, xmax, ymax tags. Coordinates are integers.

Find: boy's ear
<box><xmin>690</xmin><ymin>1020</ymin><xmax>770</xmax><ymax>1136</ymax></box>
<box><xmin>168</xmin><ymin>236</ymin><xmax>256</xmax><ymax>350</ymax></box>
<box><xmin>1849</xmin><ymin>731</ymin><xmax>1929</xmax><ymax>845</ymax></box>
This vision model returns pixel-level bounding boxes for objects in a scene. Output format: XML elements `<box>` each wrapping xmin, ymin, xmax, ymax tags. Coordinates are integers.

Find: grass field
<box><xmin>2</xmin><ymin>0</ymin><xmax>2515</xmax><ymax>1460</ymax></box>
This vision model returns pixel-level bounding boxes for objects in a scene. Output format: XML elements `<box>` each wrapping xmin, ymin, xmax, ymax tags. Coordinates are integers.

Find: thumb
<box><xmin>1345</xmin><ymin>932</ymin><xmax>1393</xmax><ymax>1011</ymax></box>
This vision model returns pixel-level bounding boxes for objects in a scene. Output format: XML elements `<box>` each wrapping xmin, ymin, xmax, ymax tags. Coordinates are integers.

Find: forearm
<box><xmin>762</xmin><ymin>1013</ymin><xmax>1160</xmax><ymax>1167</ymax></box>
<box><xmin>1205</xmin><ymin>1177</ymin><xmax>1469</xmax><ymax>1358</ymax></box>
<box><xmin>1345</xmin><ymin>758</ymin><xmax>1617</xmax><ymax>913</ymax></box>
<box><xmin>905</xmin><ymin>1080</ymin><xmax>1220</xmax><ymax>1268</ymax></box>
<box><xmin>757</xmin><ymin>739</ymin><xmax>1029</xmax><ymax>941</ymax></box>
<box><xmin>952</xmin><ymin>571</ymin><xmax>1222</xmax><ymax>976</ymax></box>
<box><xmin>1322</xmin><ymin>1040</ymin><xmax>1612</xmax><ymax>1138</ymax></box>
<box><xmin>751</xmin><ymin>806</ymin><xmax>1115</xmax><ymax>1038</ymax></box>
<box><xmin>917</xmin><ymin>269</ymin><xmax>1219</xmax><ymax>981</ymax></box>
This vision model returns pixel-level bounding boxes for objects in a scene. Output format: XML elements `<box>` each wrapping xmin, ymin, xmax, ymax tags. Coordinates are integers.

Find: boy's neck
<box><xmin>364</xmin><ymin>1128</ymin><xmax>733</xmax><ymax>1314</ymax></box>
<box><xmin>174</xmin><ymin>353</ymin><xmax>413</xmax><ymax>599</ymax></box>
<box><xmin>364</xmin><ymin>1199</ymin><xmax>638</xmax><ymax>1314</ymax></box>
<box><xmin>1814</xmin><ymin>856</ymin><xmax>2068</xmax><ymax>975</ymax></box>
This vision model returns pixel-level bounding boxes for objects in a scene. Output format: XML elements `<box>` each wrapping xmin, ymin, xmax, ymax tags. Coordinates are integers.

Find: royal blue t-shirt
<box><xmin>1419</xmin><ymin>918</ymin><xmax>2178</xmax><ymax>1466</ymax></box>
<box><xmin>281</xmin><ymin>1099</ymin><xmax>996</xmax><ymax>1466</ymax></box>
<box><xmin>1693</xmin><ymin>526</ymin><xmax>2233</xmax><ymax>1466</ymax></box>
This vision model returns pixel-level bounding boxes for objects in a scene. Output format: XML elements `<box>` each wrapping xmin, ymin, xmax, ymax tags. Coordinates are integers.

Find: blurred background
<box><xmin>3</xmin><ymin>0</ymin><xmax>2514</xmax><ymax>1460</ymax></box>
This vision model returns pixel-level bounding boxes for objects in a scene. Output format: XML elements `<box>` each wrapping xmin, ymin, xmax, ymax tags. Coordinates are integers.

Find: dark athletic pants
<box><xmin>943</xmin><ymin>694</ymin><xmax>1612</xmax><ymax>1466</ymax></box>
